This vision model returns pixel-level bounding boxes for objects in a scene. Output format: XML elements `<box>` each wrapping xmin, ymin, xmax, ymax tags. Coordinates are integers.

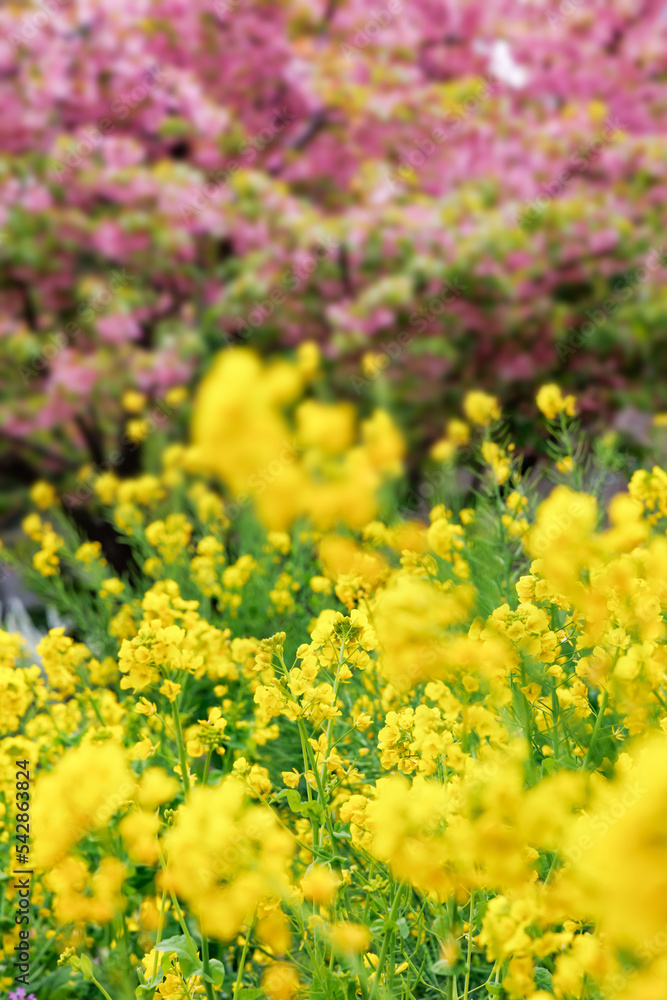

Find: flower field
<box><xmin>3</xmin><ymin>1</ymin><xmax>667</xmax><ymax>998</ymax></box>
<box><xmin>3</xmin><ymin>349</ymin><xmax>667</xmax><ymax>999</ymax></box>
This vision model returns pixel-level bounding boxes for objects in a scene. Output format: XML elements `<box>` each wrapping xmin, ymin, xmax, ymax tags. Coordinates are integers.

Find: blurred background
<box><xmin>1</xmin><ymin>0</ymin><xmax>666</xmax><ymax>528</ymax></box>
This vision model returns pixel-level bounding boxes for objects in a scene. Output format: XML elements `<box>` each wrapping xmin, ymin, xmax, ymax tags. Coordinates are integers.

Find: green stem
<box><xmin>234</xmin><ymin>916</ymin><xmax>255</xmax><ymax>997</ymax></box>
<box><xmin>317</xmin><ymin>639</ymin><xmax>346</xmax><ymax>850</ymax></box>
<box><xmin>202</xmin><ymin>746</ymin><xmax>213</xmax><ymax>787</ymax></box>
<box><xmin>583</xmin><ymin>689</ymin><xmax>609</xmax><ymax>770</ymax></box>
<box><xmin>558</xmin><ymin>412</ymin><xmax>582</xmax><ymax>491</ymax></box>
<box><xmin>75</xmin><ymin>665</ymin><xmax>107</xmax><ymax>727</ymax></box>
<box><xmin>114</xmin><ymin>910</ymin><xmax>134</xmax><ymax>1000</ymax></box>
<box><xmin>168</xmin><ymin>889</ymin><xmax>199</xmax><ymax>957</ymax></box>
<box><xmin>172</xmin><ymin>697</ymin><xmax>191</xmax><ymax>799</ymax></box>
<box><xmin>158</xmin><ymin>839</ymin><xmax>213</xmax><ymax>1000</ymax></box>
<box><xmin>256</xmin><ymin>790</ymin><xmax>313</xmax><ymax>853</ymax></box>
<box><xmin>151</xmin><ymin>886</ymin><xmax>168</xmax><ymax>983</ymax></box>
<box><xmin>90</xmin><ymin>974</ymin><xmax>114</xmax><ymax>1000</ymax></box>
<box><xmin>297</xmin><ymin>717</ymin><xmax>319</xmax><ymax>849</ymax></box>
<box><xmin>370</xmin><ymin>882</ymin><xmax>403</xmax><ymax>1000</ymax></box>
<box><xmin>302</xmin><ymin>731</ymin><xmax>338</xmax><ymax>851</ymax></box>
<box><xmin>550</xmin><ymin>680</ymin><xmax>561</xmax><ymax>765</ymax></box>
<box><xmin>463</xmin><ymin>890</ymin><xmax>474</xmax><ymax>1000</ymax></box>
<box><xmin>200</xmin><ymin>934</ymin><xmax>216</xmax><ymax>1000</ymax></box>
<box><xmin>485</xmin><ymin>431</ymin><xmax>514</xmax><ymax>606</ymax></box>
<box><xmin>518</xmin><ymin>663</ymin><xmax>537</xmax><ymax>783</ymax></box>
<box><xmin>321</xmin><ymin>639</ymin><xmax>347</xmax><ymax>786</ymax></box>
<box><xmin>653</xmin><ymin>687</ymin><xmax>667</xmax><ymax>712</ymax></box>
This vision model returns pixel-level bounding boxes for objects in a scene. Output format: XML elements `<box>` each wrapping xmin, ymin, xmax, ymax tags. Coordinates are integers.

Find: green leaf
<box><xmin>310</xmin><ymin>985</ymin><xmax>346</xmax><ymax>1000</ymax></box>
<box><xmin>79</xmin><ymin>954</ymin><xmax>94</xmax><ymax>981</ymax></box>
<box><xmin>284</xmin><ymin>788</ymin><xmax>324</xmax><ymax>820</ymax></box>
<box><xmin>142</xmin><ymin>959</ymin><xmax>166</xmax><ymax>988</ymax></box>
<box><xmin>136</xmin><ymin>987</ymin><xmax>157</xmax><ymax>1000</ymax></box>
<box><xmin>235</xmin><ymin>989</ymin><xmax>264</xmax><ymax>1000</ymax></box>
<box><xmin>179</xmin><ymin>954</ymin><xmax>203</xmax><ymax>978</ymax></box>
<box><xmin>202</xmin><ymin>958</ymin><xmax>226</xmax><ymax>986</ymax></box>
<box><xmin>395</xmin><ymin>917</ymin><xmax>410</xmax><ymax>939</ymax></box>
<box><xmin>433</xmin><ymin>915</ymin><xmax>449</xmax><ymax>939</ymax></box>
<box><xmin>284</xmin><ymin>788</ymin><xmax>305</xmax><ymax>812</ymax></box>
<box><xmin>155</xmin><ymin>933</ymin><xmax>200</xmax><ymax>977</ymax></box>
<box><xmin>431</xmin><ymin>960</ymin><xmax>456</xmax><ymax>976</ymax></box>
<box><xmin>155</xmin><ymin>934</ymin><xmax>191</xmax><ymax>953</ymax></box>
<box><xmin>534</xmin><ymin>967</ymin><xmax>555</xmax><ymax>992</ymax></box>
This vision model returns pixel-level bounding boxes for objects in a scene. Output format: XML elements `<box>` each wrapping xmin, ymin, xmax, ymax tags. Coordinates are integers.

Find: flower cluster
<box><xmin>5</xmin><ymin>380</ymin><xmax>667</xmax><ymax>1000</ymax></box>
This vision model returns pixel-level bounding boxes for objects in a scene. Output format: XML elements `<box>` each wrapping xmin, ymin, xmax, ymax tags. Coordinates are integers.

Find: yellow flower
<box><xmin>296</xmin><ymin>340</ymin><xmax>320</xmax><ymax>379</ymax></box>
<box><xmin>446</xmin><ymin>418</ymin><xmax>470</xmax><ymax>445</ymax></box>
<box><xmin>329</xmin><ymin>922</ymin><xmax>372</xmax><ymax>954</ymax></box>
<box><xmin>129</xmin><ymin>736</ymin><xmax>156</xmax><ymax>761</ymax></box>
<box><xmin>481</xmin><ymin>441</ymin><xmax>511</xmax><ymax>486</ymax></box>
<box><xmin>165</xmin><ymin>385</ymin><xmax>188</xmax><ymax>408</ymax></box>
<box><xmin>75</xmin><ymin>540</ymin><xmax>107</xmax><ymax>566</ymax></box>
<box><xmin>30</xmin><ymin>480</ymin><xmax>57</xmax><ymax>509</ymax></box>
<box><xmin>33</xmin><ymin>528</ymin><xmax>63</xmax><ymax>576</ymax></box>
<box><xmin>556</xmin><ymin>455</ymin><xmax>573</xmax><ymax>474</ymax></box>
<box><xmin>261</xmin><ymin>962</ymin><xmax>301</xmax><ymax>1000</ymax></box>
<box><xmin>296</xmin><ymin>400</ymin><xmax>355</xmax><ymax>454</ymax></box>
<box><xmin>145</xmin><ymin>514</ymin><xmax>193</xmax><ymax>564</ymax></box>
<box><xmin>22</xmin><ymin>512</ymin><xmax>43</xmax><ymax>541</ymax></box>
<box><xmin>122</xmin><ymin>389</ymin><xmax>146</xmax><ymax>413</ymax></box>
<box><xmin>159</xmin><ymin>679</ymin><xmax>182</xmax><ymax>703</ymax></box>
<box><xmin>431</xmin><ymin>438</ymin><xmax>457</xmax><ymax>463</ymax></box>
<box><xmin>163</xmin><ymin>780</ymin><xmax>293</xmax><ymax>940</ymax></box>
<box><xmin>32</xmin><ymin>743</ymin><xmax>134</xmax><ymax>869</ymax></box>
<box><xmin>127</xmin><ymin>418</ymin><xmax>151</xmax><ymax>443</ymax></box>
<box><xmin>301</xmin><ymin>864</ymin><xmax>341</xmax><ymax>905</ymax></box>
<box><xmin>138</xmin><ymin>768</ymin><xmax>180</xmax><ymax>808</ymax></box>
<box><xmin>463</xmin><ymin>390</ymin><xmax>501</xmax><ymax>426</ymax></box>
<box><xmin>119</xmin><ymin>810</ymin><xmax>160</xmax><ymax>865</ymax></box>
<box><xmin>94</xmin><ymin>471</ymin><xmax>120</xmax><ymax>505</ymax></box>
<box><xmin>362</xmin><ymin>351</ymin><xmax>388</xmax><ymax>377</ymax></box>
<box><xmin>136</xmin><ymin>697</ymin><xmax>158</xmax><ymax>716</ymax></box>
<box><xmin>536</xmin><ymin>384</ymin><xmax>577</xmax><ymax>420</ymax></box>
<box><xmin>99</xmin><ymin>577</ymin><xmax>125</xmax><ymax>599</ymax></box>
